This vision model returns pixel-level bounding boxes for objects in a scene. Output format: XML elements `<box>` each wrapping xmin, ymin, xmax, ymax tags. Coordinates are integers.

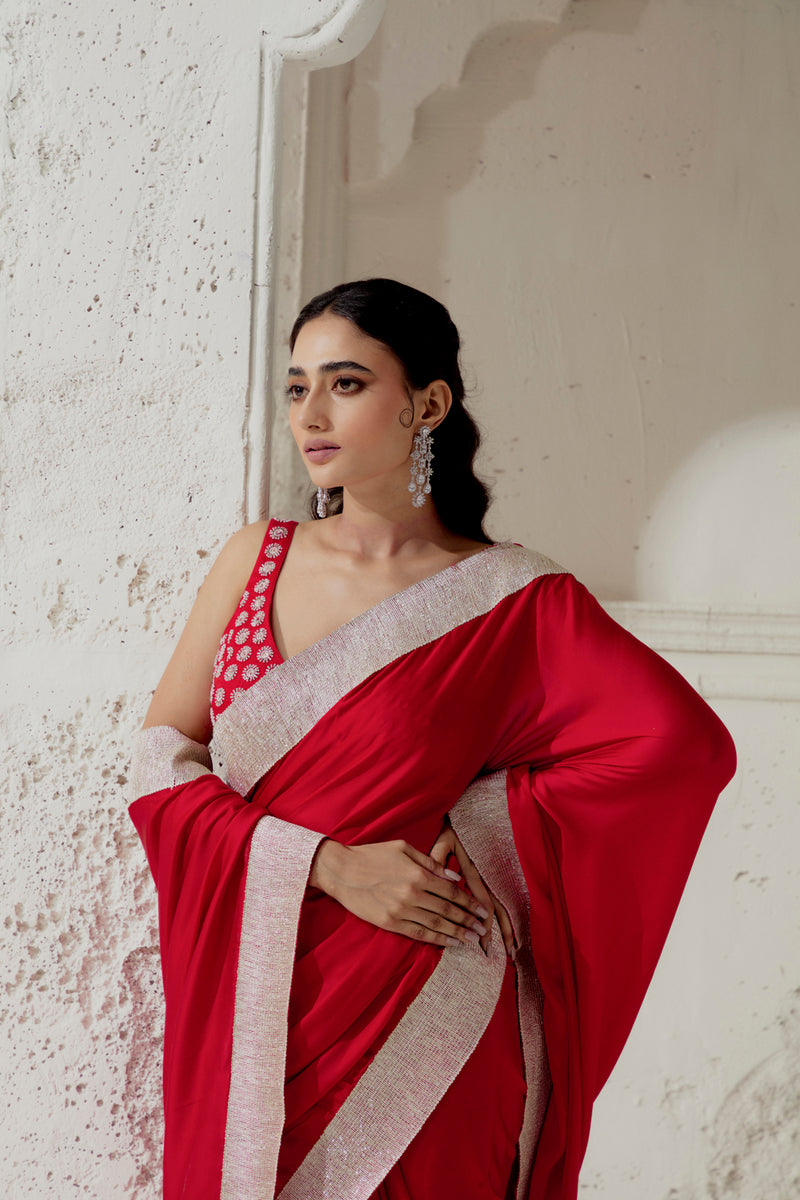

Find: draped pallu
<box><xmin>129</xmin><ymin>541</ymin><xmax>736</xmax><ymax>1200</ymax></box>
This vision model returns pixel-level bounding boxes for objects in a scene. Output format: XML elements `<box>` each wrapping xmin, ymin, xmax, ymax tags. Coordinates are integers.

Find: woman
<box><xmin>129</xmin><ymin>279</ymin><xmax>735</xmax><ymax>1200</ymax></box>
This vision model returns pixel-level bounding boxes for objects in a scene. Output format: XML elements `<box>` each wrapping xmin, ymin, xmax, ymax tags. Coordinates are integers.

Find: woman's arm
<box><xmin>309</xmin><ymin>832</ymin><xmax>498</xmax><ymax>951</ymax></box>
<box><xmin>138</xmin><ymin>522</ymin><xmax>501</xmax><ymax>952</ymax></box>
<box><xmin>142</xmin><ymin>522</ymin><xmax>268</xmax><ymax>741</ymax></box>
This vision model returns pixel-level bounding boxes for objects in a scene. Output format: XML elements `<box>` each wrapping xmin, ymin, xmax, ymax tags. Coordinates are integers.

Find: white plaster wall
<box><xmin>335</xmin><ymin>0</ymin><xmax>800</xmax><ymax>602</ymax></box>
<box><xmin>1</xmin><ymin>1</ymin><xmax>258</xmax><ymax>1192</ymax></box>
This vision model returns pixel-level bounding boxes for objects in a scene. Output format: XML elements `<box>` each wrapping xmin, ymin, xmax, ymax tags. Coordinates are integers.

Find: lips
<box><xmin>304</xmin><ymin>439</ymin><xmax>340</xmax><ymax>464</ymax></box>
<box><xmin>304</xmin><ymin>439</ymin><xmax>340</xmax><ymax>451</ymax></box>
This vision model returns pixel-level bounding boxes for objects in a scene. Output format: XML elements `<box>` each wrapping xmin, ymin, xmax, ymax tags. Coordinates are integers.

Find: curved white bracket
<box><xmin>244</xmin><ymin>0</ymin><xmax>386</xmax><ymax>522</ymax></box>
<box><xmin>275</xmin><ymin>0</ymin><xmax>387</xmax><ymax>67</ymax></box>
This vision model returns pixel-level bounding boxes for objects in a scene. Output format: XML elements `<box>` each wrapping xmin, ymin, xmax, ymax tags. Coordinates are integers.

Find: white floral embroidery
<box><xmin>251</xmin><ymin>595</ymin><xmax>266</xmax><ymax>611</ymax></box>
<box><xmin>237</xmin><ymin>645</ymin><xmax>252</xmax><ymax>662</ymax></box>
<box><xmin>256</xmin><ymin>645</ymin><xmax>274</xmax><ymax>663</ymax></box>
<box><xmin>235</xmin><ymin>610</ymin><xmax>249</xmax><ymax>627</ymax></box>
<box><xmin>242</xmin><ymin>664</ymin><xmax>260</xmax><ymax>682</ymax></box>
<box><xmin>232</xmin><ymin>688</ymin><xmax>245</xmax><ymax>701</ymax></box>
<box><xmin>226</xmin><ymin>644</ymin><xmax>234</xmax><ymax>660</ymax></box>
<box><xmin>270</xmin><ymin>525</ymin><xmax>288</xmax><ymax>539</ymax></box>
<box><xmin>235</xmin><ymin>627</ymin><xmax>249</xmax><ymax>646</ymax></box>
<box><xmin>254</xmin><ymin>579</ymin><xmax>270</xmax><ymax>594</ymax></box>
<box><xmin>224</xmin><ymin>664</ymin><xmax>238</xmax><ymax>681</ymax></box>
<box><xmin>214</xmin><ymin>687</ymin><xmax>225</xmax><ymax>707</ymax></box>
<box><xmin>241</xmin><ymin>590</ymin><xmax>249</xmax><ymax>604</ymax></box>
<box><xmin>252</xmin><ymin>627</ymin><xmax>268</xmax><ymax>644</ymax></box>
<box><xmin>250</xmin><ymin>611</ymin><xmax>265</xmax><ymax>627</ymax></box>
<box><xmin>265</xmin><ymin>544</ymin><xmax>282</xmax><ymax>559</ymax></box>
<box><xmin>258</xmin><ymin>561</ymin><xmax>276</xmax><ymax>576</ymax></box>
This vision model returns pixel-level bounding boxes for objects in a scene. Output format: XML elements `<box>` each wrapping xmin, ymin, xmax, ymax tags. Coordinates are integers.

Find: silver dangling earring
<box><xmin>316</xmin><ymin>487</ymin><xmax>330</xmax><ymax>518</ymax></box>
<box><xmin>408</xmin><ymin>426</ymin><xmax>433</xmax><ymax>508</ymax></box>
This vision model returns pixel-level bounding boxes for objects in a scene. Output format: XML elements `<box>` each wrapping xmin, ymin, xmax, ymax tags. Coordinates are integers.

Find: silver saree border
<box><xmin>275</xmin><ymin>771</ymin><xmax>551</xmax><ymax>1200</ymax></box>
<box><xmin>450</xmin><ymin>772</ymin><xmax>551</xmax><ymax>1200</ymax></box>
<box><xmin>278</xmin><ymin>922</ymin><xmax>507</xmax><ymax>1200</ymax></box>
<box><xmin>220</xmin><ymin>815</ymin><xmax>325</xmax><ymax>1200</ymax></box>
<box><xmin>129</xmin><ymin>725</ymin><xmax>213</xmax><ymax>798</ymax></box>
<box><xmin>213</xmin><ymin>543</ymin><xmax>563</xmax><ymax>797</ymax></box>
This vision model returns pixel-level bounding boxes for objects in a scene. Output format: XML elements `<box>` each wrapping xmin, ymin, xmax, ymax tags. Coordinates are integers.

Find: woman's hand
<box><xmin>309</xmin><ymin>837</ymin><xmax>492</xmax><ymax>949</ymax></box>
<box><xmin>429</xmin><ymin>823</ymin><xmax>516</xmax><ymax>958</ymax></box>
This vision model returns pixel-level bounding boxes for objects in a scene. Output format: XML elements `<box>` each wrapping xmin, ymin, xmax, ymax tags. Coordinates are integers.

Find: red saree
<box><xmin>129</xmin><ymin>539</ymin><xmax>735</xmax><ymax>1200</ymax></box>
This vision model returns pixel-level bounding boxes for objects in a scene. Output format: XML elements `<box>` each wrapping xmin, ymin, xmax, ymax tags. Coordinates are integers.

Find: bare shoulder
<box><xmin>213</xmin><ymin>520</ymin><xmax>269</xmax><ymax>572</ymax></box>
<box><xmin>141</xmin><ymin>520</ymin><xmax>269</xmax><ymax>738</ymax></box>
<box><xmin>199</xmin><ymin>520</ymin><xmax>268</xmax><ymax>603</ymax></box>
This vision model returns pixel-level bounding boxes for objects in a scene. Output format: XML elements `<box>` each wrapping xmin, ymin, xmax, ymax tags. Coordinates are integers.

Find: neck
<box><xmin>322</xmin><ymin>487</ymin><xmax>456</xmax><ymax>560</ymax></box>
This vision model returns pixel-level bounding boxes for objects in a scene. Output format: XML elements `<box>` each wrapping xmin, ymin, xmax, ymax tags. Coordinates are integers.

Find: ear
<box><xmin>418</xmin><ymin>380</ymin><xmax>452</xmax><ymax>430</ymax></box>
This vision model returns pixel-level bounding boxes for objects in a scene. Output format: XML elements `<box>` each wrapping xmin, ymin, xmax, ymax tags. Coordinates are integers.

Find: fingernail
<box><xmin>473</xmin><ymin>922</ymin><xmax>487</xmax><ymax>936</ymax></box>
<box><xmin>475</xmin><ymin>905</ymin><xmax>489</xmax><ymax>920</ymax></box>
<box><xmin>464</xmin><ymin>930</ymin><xmax>481</xmax><ymax>945</ymax></box>
<box><xmin>444</xmin><ymin>869</ymin><xmax>462</xmax><ymax>882</ymax></box>
<box><xmin>445</xmin><ymin>936</ymin><xmax>460</xmax><ymax>948</ymax></box>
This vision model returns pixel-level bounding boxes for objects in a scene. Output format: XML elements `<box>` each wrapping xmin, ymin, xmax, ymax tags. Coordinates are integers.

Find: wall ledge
<box><xmin>604</xmin><ymin>602</ymin><xmax>800</xmax><ymax>657</ymax></box>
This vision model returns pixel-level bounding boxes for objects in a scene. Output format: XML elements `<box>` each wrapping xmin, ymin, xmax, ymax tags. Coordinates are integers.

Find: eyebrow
<box><xmin>287</xmin><ymin>360</ymin><xmax>375</xmax><ymax>378</ymax></box>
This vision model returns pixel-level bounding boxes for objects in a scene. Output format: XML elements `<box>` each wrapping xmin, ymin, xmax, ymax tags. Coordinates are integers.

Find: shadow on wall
<box><xmin>348</xmin><ymin>0</ymin><xmax>650</xmax><ymax>297</ymax></box>
<box><xmin>636</xmin><ymin>411</ymin><xmax>800</xmax><ymax>608</ymax></box>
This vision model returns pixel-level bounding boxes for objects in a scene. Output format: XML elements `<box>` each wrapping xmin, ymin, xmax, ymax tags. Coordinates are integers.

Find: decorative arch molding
<box><xmin>244</xmin><ymin>0</ymin><xmax>387</xmax><ymax>521</ymax></box>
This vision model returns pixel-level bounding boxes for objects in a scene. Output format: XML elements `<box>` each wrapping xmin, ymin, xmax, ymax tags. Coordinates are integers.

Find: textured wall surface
<box><xmin>1</xmin><ymin>0</ymin><xmax>257</xmax><ymax>1192</ymax></box>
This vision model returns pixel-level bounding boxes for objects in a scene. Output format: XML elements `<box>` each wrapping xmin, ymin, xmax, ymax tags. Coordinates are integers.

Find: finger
<box><xmin>413</xmin><ymin>893</ymin><xmax>488</xmax><ymax>938</ymax></box>
<box><xmin>405</xmin><ymin>842</ymin><xmax>464</xmax><ymax>887</ymax></box>
<box><xmin>450</xmin><ymin>844</ymin><xmax>495</xmax><ymax>952</ymax></box>
<box><xmin>397</xmin><ymin>913</ymin><xmax>483</xmax><ymax>949</ymax></box>
<box><xmin>421</xmin><ymin>872</ymin><xmax>489</xmax><ymax>920</ymax></box>
<box><xmin>493</xmin><ymin>896</ymin><xmax>516</xmax><ymax>957</ymax></box>
<box><xmin>428</xmin><ymin>829</ymin><xmax>454</xmax><ymax>867</ymax></box>
<box><xmin>429</xmin><ymin>826</ymin><xmax>463</xmax><ymax>880</ymax></box>
<box><xmin>400</xmin><ymin>851</ymin><xmax>486</xmax><ymax>921</ymax></box>
<box><xmin>407</xmin><ymin>871</ymin><xmax>487</xmax><ymax>922</ymax></box>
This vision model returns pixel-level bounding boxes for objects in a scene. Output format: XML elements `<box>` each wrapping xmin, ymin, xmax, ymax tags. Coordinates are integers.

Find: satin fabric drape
<box><xmin>130</xmin><ymin>569</ymin><xmax>735</xmax><ymax>1199</ymax></box>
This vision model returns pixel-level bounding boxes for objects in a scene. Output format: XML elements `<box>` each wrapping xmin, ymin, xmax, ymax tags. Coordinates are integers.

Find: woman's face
<box><xmin>286</xmin><ymin>313</ymin><xmax>420</xmax><ymax>498</ymax></box>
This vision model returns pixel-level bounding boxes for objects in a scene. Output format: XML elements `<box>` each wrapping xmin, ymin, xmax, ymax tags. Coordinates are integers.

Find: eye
<box><xmin>333</xmin><ymin>376</ymin><xmax>363</xmax><ymax>396</ymax></box>
<box><xmin>284</xmin><ymin>383</ymin><xmax>306</xmax><ymax>401</ymax></box>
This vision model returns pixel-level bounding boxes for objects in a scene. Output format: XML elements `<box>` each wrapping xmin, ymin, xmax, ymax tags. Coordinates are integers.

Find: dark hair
<box><xmin>289</xmin><ymin>278</ymin><xmax>492</xmax><ymax>543</ymax></box>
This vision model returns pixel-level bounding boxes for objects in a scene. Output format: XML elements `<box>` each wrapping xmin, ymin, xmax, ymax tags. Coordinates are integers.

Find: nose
<box><xmin>295</xmin><ymin>384</ymin><xmax>331</xmax><ymax>431</ymax></box>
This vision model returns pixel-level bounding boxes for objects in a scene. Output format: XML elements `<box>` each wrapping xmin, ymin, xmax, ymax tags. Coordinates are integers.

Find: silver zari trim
<box><xmin>450</xmin><ymin>772</ymin><xmax>551</xmax><ymax>1200</ymax></box>
<box><xmin>278</xmin><ymin>920</ymin><xmax>507</xmax><ymax>1200</ymax></box>
<box><xmin>214</xmin><ymin>543</ymin><xmax>563</xmax><ymax>796</ymax></box>
<box><xmin>129</xmin><ymin>725</ymin><xmax>212</xmax><ymax>799</ymax></box>
<box><xmin>220</xmin><ymin>816</ymin><xmax>325</xmax><ymax>1200</ymax></box>
<box><xmin>277</xmin><ymin>770</ymin><xmax>550</xmax><ymax>1200</ymax></box>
